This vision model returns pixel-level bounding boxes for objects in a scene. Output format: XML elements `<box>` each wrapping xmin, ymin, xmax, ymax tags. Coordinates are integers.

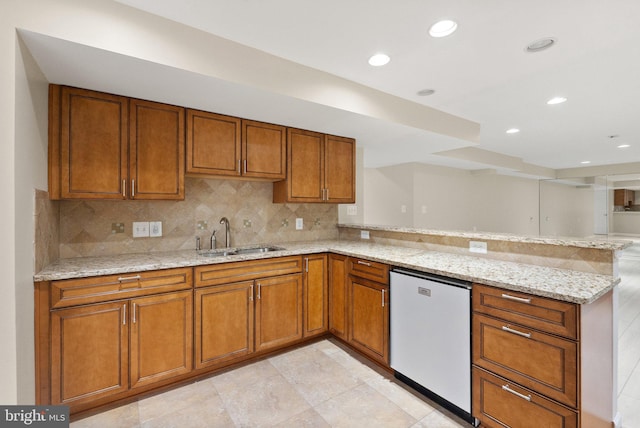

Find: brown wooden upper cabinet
<box><xmin>614</xmin><ymin>188</ymin><xmax>635</xmax><ymax>206</ymax></box>
<box><xmin>186</xmin><ymin>109</ymin><xmax>286</xmax><ymax>180</ymax></box>
<box><xmin>273</xmin><ymin>128</ymin><xmax>355</xmax><ymax>203</ymax></box>
<box><xmin>49</xmin><ymin>85</ymin><xmax>185</xmax><ymax>200</ymax></box>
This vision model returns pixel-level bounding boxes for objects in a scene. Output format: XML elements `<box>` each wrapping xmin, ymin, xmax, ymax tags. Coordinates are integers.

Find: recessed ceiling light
<box><xmin>581</xmin><ymin>161</ymin><xmax>591</xmax><ymax>164</ymax></box>
<box><xmin>368</xmin><ymin>53</ymin><xmax>390</xmax><ymax>66</ymax></box>
<box><xmin>547</xmin><ymin>96</ymin><xmax>567</xmax><ymax>105</ymax></box>
<box><xmin>525</xmin><ymin>37</ymin><xmax>556</xmax><ymax>53</ymax></box>
<box><xmin>417</xmin><ymin>89</ymin><xmax>435</xmax><ymax>96</ymax></box>
<box><xmin>429</xmin><ymin>20</ymin><xmax>458</xmax><ymax>38</ymax></box>
<box><xmin>618</xmin><ymin>144</ymin><xmax>631</xmax><ymax>149</ymax></box>
<box><xmin>506</xmin><ymin>128</ymin><xmax>520</xmax><ymax>134</ymax></box>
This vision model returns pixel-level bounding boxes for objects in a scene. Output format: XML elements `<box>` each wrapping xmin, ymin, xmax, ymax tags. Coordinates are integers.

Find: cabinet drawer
<box><xmin>51</xmin><ymin>268</ymin><xmax>193</xmax><ymax>308</ymax></box>
<box><xmin>473</xmin><ymin>283</ymin><xmax>578</xmax><ymax>339</ymax></box>
<box><xmin>473</xmin><ymin>313</ymin><xmax>578</xmax><ymax>408</ymax></box>
<box><xmin>195</xmin><ymin>256</ymin><xmax>303</xmax><ymax>287</ymax></box>
<box><xmin>473</xmin><ymin>367</ymin><xmax>578</xmax><ymax>428</ymax></box>
<box><xmin>348</xmin><ymin>258</ymin><xmax>389</xmax><ymax>285</ymax></box>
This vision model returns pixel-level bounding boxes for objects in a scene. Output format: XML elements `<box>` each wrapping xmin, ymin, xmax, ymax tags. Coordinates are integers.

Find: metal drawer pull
<box><xmin>305</xmin><ymin>257</ymin><xmax>309</xmax><ymax>273</ymax></box>
<box><xmin>382</xmin><ymin>289</ymin><xmax>386</xmax><ymax>307</ymax></box>
<box><xmin>502</xmin><ymin>325</ymin><xmax>532</xmax><ymax>338</ymax></box>
<box><xmin>501</xmin><ymin>293</ymin><xmax>531</xmax><ymax>304</ymax></box>
<box><xmin>123</xmin><ymin>304</ymin><xmax>127</xmax><ymax>325</ymax></box>
<box><xmin>122</xmin><ymin>180</ymin><xmax>126</xmax><ymax>198</ymax></box>
<box><xmin>118</xmin><ymin>275</ymin><xmax>141</xmax><ymax>282</ymax></box>
<box><xmin>357</xmin><ymin>260</ymin><xmax>372</xmax><ymax>267</ymax></box>
<box><xmin>131</xmin><ymin>179</ymin><xmax>135</xmax><ymax>198</ymax></box>
<box><xmin>502</xmin><ymin>384</ymin><xmax>531</xmax><ymax>402</ymax></box>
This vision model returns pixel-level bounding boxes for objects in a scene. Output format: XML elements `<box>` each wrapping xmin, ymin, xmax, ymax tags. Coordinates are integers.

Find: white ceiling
<box><xmin>21</xmin><ymin>0</ymin><xmax>640</xmax><ymax>175</ymax></box>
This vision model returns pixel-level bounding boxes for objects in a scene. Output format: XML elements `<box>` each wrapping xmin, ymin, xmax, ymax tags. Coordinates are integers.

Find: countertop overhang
<box><xmin>34</xmin><ymin>240</ymin><xmax>619</xmax><ymax>305</ymax></box>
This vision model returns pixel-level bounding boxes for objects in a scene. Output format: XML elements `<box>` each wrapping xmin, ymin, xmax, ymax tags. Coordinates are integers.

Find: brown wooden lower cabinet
<box><xmin>328</xmin><ymin>254</ymin><xmax>349</xmax><ymax>340</ymax></box>
<box><xmin>303</xmin><ymin>254</ymin><xmax>329</xmax><ymax>337</ymax></box>
<box><xmin>50</xmin><ymin>290</ymin><xmax>192</xmax><ymax>407</ymax></box>
<box><xmin>473</xmin><ymin>367</ymin><xmax>578</xmax><ymax>428</ymax></box>
<box><xmin>348</xmin><ymin>275</ymin><xmax>389</xmax><ymax>364</ymax></box>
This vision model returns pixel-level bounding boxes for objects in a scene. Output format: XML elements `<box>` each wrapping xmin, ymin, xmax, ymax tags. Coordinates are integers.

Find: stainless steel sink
<box><xmin>198</xmin><ymin>249</ymin><xmax>237</xmax><ymax>257</ymax></box>
<box><xmin>233</xmin><ymin>246</ymin><xmax>284</xmax><ymax>255</ymax></box>
<box><xmin>198</xmin><ymin>246</ymin><xmax>283</xmax><ymax>257</ymax></box>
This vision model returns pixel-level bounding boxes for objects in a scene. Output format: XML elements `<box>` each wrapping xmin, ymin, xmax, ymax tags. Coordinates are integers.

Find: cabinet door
<box><xmin>473</xmin><ymin>367</ymin><xmax>577</xmax><ymax>428</ymax></box>
<box><xmin>349</xmin><ymin>276</ymin><xmax>389</xmax><ymax>364</ymax></box>
<box><xmin>186</xmin><ymin>109</ymin><xmax>241</xmax><ymax>177</ymax></box>
<box><xmin>130</xmin><ymin>99</ymin><xmax>185</xmax><ymax>200</ymax></box>
<box><xmin>195</xmin><ymin>282</ymin><xmax>254</xmax><ymax>369</ymax></box>
<box><xmin>56</xmin><ymin>86</ymin><xmax>128</xmax><ymax>200</ymax></box>
<box><xmin>242</xmin><ymin>120</ymin><xmax>286</xmax><ymax>179</ymax></box>
<box><xmin>303</xmin><ymin>254</ymin><xmax>328</xmax><ymax>337</ymax></box>
<box><xmin>274</xmin><ymin>128</ymin><xmax>324</xmax><ymax>202</ymax></box>
<box><xmin>255</xmin><ymin>273</ymin><xmax>303</xmax><ymax>352</ymax></box>
<box><xmin>328</xmin><ymin>254</ymin><xmax>349</xmax><ymax>340</ymax></box>
<box><xmin>130</xmin><ymin>291</ymin><xmax>193</xmax><ymax>389</ymax></box>
<box><xmin>51</xmin><ymin>302</ymin><xmax>128</xmax><ymax>405</ymax></box>
<box><xmin>324</xmin><ymin>135</ymin><xmax>355</xmax><ymax>203</ymax></box>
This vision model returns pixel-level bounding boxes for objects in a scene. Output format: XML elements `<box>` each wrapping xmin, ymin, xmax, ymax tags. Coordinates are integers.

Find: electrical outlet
<box><xmin>295</xmin><ymin>218</ymin><xmax>303</xmax><ymax>230</ymax></box>
<box><xmin>111</xmin><ymin>223</ymin><xmax>125</xmax><ymax>234</ymax></box>
<box><xmin>401</xmin><ymin>205</ymin><xmax>407</xmax><ymax>213</ymax></box>
<box><xmin>469</xmin><ymin>241</ymin><xmax>487</xmax><ymax>254</ymax></box>
<box><xmin>133</xmin><ymin>222</ymin><xmax>149</xmax><ymax>238</ymax></box>
<box><xmin>347</xmin><ymin>205</ymin><xmax>357</xmax><ymax>216</ymax></box>
<box><xmin>361</xmin><ymin>230</ymin><xmax>370</xmax><ymax>239</ymax></box>
<box><xmin>149</xmin><ymin>221</ymin><xmax>162</xmax><ymax>237</ymax></box>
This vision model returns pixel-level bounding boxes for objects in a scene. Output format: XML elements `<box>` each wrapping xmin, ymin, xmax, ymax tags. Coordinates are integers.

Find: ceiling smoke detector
<box><xmin>525</xmin><ymin>37</ymin><xmax>557</xmax><ymax>53</ymax></box>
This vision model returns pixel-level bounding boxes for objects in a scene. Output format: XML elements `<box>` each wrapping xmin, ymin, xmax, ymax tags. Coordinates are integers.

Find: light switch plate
<box><xmin>347</xmin><ymin>205</ymin><xmax>357</xmax><ymax>216</ymax></box>
<box><xmin>133</xmin><ymin>222</ymin><xmax>149</xmax><ymax>238</ymax></box>
<box><xmin>361</xmin><ymin>230</ymin><xmax>370</xmax><ymax>239</ymax></box>
<box><xmin>295</xmin><ymin>218</ymin><xmax>303</xmax><ymax>230</ymax></box>
<box><xmin>149</xmin><ymin>221</ymin><xmax>162</xmax><ymax>237</ymax></box>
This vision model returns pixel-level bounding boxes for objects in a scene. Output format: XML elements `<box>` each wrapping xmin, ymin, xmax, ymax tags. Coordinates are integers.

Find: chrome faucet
<box><xmin>210</xmin><ymin>230</ymin><xmax>216</xmax><ymax>250</ymax></box>
<box><xmin>219</xmin><ymin>217</ymin><xmax>230</xmax><ymax>248</ymax></box>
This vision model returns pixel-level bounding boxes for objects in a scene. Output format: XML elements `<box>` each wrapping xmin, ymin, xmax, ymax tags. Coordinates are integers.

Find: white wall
<box><xmin>540</xmin><ymin>180</ymin><xmax>595</xmax><ymax>237</ymax></box>
<box><xmin>364</xmin><ymin>163</ymin><xmax>540</xmax><ymax>235</ymax></box>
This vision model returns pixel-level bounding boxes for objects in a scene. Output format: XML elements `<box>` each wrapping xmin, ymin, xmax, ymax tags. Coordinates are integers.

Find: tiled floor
<box><xmin>71</xmin><ymin>339</ymin><xmax>467</xmax><ymax>427</ymax></box>
<box><xmin>617</xmin><ymin>240</ymin><xmax>640</xmax><ymax>427</ymax></box>
<box><xmin>71</xmin><ymin>242</ymin><xmax>640</xmax><ymax>428</ymax></box>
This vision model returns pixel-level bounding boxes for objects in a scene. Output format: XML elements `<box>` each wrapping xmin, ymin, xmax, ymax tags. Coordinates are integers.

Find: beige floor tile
<box><xmin>213</xmin><ymin>371</ymin><xmax>311</xmax><ymax>426</ymax></box>
<box><xmin>137</xmin><ymin>380</ymin><xmax>219</xmax><ymax>424</ymax></box>
<box><xmin>325</xmin><ymin>347</ymin><xmax>386</xmax><ymax>383</ymax></box>
<box><xmin>618</xmin><ymin>394</ymin><xmax>640</xmax><ymax>428</ymax></box>
<box><xmin>140</xmin><ymin>393</ymin><xmax>233</xmax><ymax>428</ymax></box>
<box><xmin>71</xmin><ymin>402</ymin><xmax>140</xmax><ymax>428</ymax></box>
<box><xmin>313</xmin><ymin>339</ymin><xmax>343</xmax><ymax>355</ymax></box>
<box><xmin>270</xmin><ymin>344</ymin><xmax>362</xmax><ymax>406</ymax></box>
<box><xmin>273</xmin><ymin>408</ymin><xmax>331</xmax><ymax>428</ymax></box>
<box><xmin>412</xmin><ymin>408</ymin><xmax>468</xmax><ymax>428</ymax></box>
<box><xmin>365</xmin><ymin>376</ymin><xmax>438</xmax><ymax>421</ymax></box>
<box><xmin>314</xmin><ymin>383</ymin><xmax>417</xmax><ymax>428</ymax></box>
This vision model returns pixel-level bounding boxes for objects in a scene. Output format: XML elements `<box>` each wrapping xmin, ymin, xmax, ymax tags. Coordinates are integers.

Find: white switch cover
<box><xmin>347</xmin><ymin>205</ymin><xmax>357</xmax><ymax>216</ymax></box>
<box><xmin>133</xmin><ymin>222</ymin><xmax>149</xmax><ymax>237</ymax></box>
<box><xmin>469</xmin><ymin>241</ymin><xmax>488</xmax><ymax>254</ymax></box>
<box><xmin>295</xmin><ymin>218</ymin><xmax>303</xmax><ymax>230</ymax></box>
<box><xmin>150</xmin><ymin>221</ymin><xmax>162</xmax><ymax>237</ymax></box>
<box><xmin>361</xmin><ymin>230</ymin><xmax>370</xmax><ymax>240</ymax></box>
<box><xmin>401</xmin><ymin>205</ymin><xmax>407</xmax><ymax>213</ymax></box>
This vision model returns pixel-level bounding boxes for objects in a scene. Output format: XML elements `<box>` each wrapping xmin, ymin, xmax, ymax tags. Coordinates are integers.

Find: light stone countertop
<box><xmin>34</xmin><ymin>240</ymin><xmax>619</xmax><ymax>305</ymax></box>
<box><xmin>339</xmin><ymin>223</ymin><xmax>632</xmax><ymax>250</ymax></box>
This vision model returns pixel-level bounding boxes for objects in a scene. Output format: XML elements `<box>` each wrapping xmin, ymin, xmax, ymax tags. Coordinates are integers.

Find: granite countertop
<box><xmin>339</xmin><ymin>223</ymin><xmax>632</xmax><ymax>250</ymax></box>
<box><xmin>34</xmin><ymin>240</ymin><xmax>619</xmax><ymax>305</ymax></box>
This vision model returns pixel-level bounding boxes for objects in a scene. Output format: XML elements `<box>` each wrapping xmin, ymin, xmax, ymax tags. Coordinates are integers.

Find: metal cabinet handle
<box><xmin>326</xmin><ymin>188</ymin><xmax>329</xmax><ymax>200</ymax></box>
<box><xmin>502</xmin><ymin>384</ymin><xmax>531</xmax><ymax>402</ymax></box>
<box><xmin>122</xmin><ymin>179</ymin><xmax>126</xmax><ymax>198</ymax></box>
<box><xmin>123</xmin><ymin>304</ymin><xmax>127</xmax><ymax>325</ymax></box>
<box><xmin>243</xmin><ymin>159</ymin><xmax>247</xmax><ymax>174</ymax></box>
<box><xmin>131</xmin><ymin>179</ymin><xmax>135</xmax><ymax>198</ymax></box>
<box><xmin>305</xmin><ymin>258</ymin><xmax>309</xmax><ymax>273</ymax></box>
<box><xmin>132</xmin><ymin>303</ymin><xmax>137</xmax><ymax>323</ymax></box>
<box><xmin>237</xmin><ymin>160</ymin><xmax>241</xmax><ymax>174</ymax></box>
<box><xmin>118</xmin><ymin>275</ymin><xmax>141</xmax><ymax>282</ymax></box>
<box><xmin>501</xmin><ymin>293</ymin><xmax>531</xmax><ymax>304</ymax></box>
<box><xmin>357</xmin><ymin>260</ymin><xmax>371</xmax><ymax>267</ymax></box>
<box><xmin>250</xmin><ymin>283</ymin><xmax>254</xmax><ymax>302</ymax></box>
<box><xmin>502</xmin><ymin>325</ymin><xmax>531</xmax><ymax>339</ymax></box>
<box><xmin>257</xmin><ymin>282</ymin><xmax>261</xmax><ymax>300</ymax></box>
<box><xmin>382</xmin><ymin>289</ymin><xmax>386</xmax><ymax>307</ymax></box>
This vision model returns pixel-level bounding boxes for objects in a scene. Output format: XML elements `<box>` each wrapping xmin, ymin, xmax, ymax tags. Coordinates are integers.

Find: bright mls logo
<box><xmin>1</xmin><ymin>406</ymin><xmax>69</xmax><ymax>427</ymax></box>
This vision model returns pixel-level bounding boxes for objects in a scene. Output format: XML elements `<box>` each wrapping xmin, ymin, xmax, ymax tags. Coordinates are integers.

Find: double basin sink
<box><xmin>198</xmin><ymin>245</ymin><xmax>284</xmax><ymax>258</ymax></box>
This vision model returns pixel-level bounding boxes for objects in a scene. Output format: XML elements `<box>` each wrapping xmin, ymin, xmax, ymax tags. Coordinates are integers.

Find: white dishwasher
<box><xmin>390</xmin><ymin>268</ymin><xmax>474</xmax><ymax>424</ymax></box>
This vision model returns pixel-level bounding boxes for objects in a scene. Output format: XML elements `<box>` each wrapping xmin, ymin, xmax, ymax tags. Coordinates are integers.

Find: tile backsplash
<box><xmin>56</xmin><ymin>177</ymin><xmax>338</xmax><ymax>259</ymax></box>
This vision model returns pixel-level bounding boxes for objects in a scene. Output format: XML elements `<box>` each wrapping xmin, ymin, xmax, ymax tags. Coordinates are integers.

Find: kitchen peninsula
<box><xmin>34</xmin><ymin>225</ymin><xmax>628</xmax><ymax>426</ymax></box>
